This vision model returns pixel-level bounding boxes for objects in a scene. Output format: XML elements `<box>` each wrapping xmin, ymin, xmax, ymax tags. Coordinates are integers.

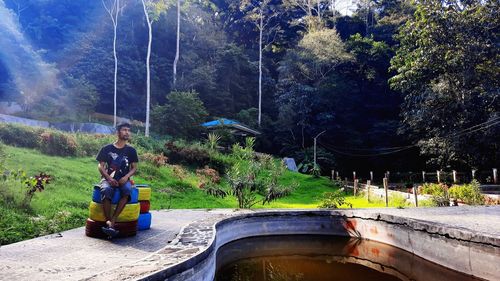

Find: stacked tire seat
<box><xmin>86</xmin><ymin>185</ymin><xmax>140</xmax><ymax>238</ymax></box>
<box><xmin>136</xmin><ymin>184</ymin><xmax>152</xmax><ymax>231</ymax></box>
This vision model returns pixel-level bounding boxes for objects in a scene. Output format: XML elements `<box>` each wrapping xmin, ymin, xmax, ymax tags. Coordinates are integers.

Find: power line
<box><xmin>315</xmin><ymin>143</ymin><xmax>415</xmax><ymax>152</ymax></box>
<box><xmin>317</xmin><ymin>117</ymin><xmax>500</xmax><ymax>157</ymax></box>
<box><xmin>318</xmin><ymin>141</ymin><xmax>417</xmax><ymax>157</ymax></box>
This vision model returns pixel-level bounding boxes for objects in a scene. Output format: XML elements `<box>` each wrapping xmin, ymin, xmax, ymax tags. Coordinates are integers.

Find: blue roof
<box><xmin>201</xmin><ymin>118</ymin><xmax>239</xmax><ymax>127</ymax></box>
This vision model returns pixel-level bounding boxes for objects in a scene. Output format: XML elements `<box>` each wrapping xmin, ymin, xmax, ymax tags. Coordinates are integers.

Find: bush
<box><xmin>449</xmin><ymin>180</ymin><xmax>484</xmax><ymax>205</ymax></box>
<box><xmin>318</xmin><ymin>190</ymin><xmax>352</xmax><ymax>209</ymax></box>
<box><xmin>0</xmin><ymin>123</ymin><xmax>43</xmax><ymax>148</ymax></box>
<box><xmin>74</xmin><ymin>133</ymin><xmax>114</xmax><ymax>157</ymax></box>
<box><xmin>38</xmin><ymin>131</ymin><xmax>78</xmax><ymax>156</ymax></box>
<box><xmin>164</xmin><ymin>141</ymin><xmax>210</xmax><ymax>167</ymax></box>
<box><xmin>208</xmin><ymin>152</ymin><xmax>236</xmax><ymax>175</ymax></box>
<box><xmin>196</xmin><ymin>166</ymin><xmax>221</xmax><ymax>184</ymax></box>
<box><xmin>420</xmin><ymin>183</ymin><xmax>450</xmax><ymax>206</ymax></box>
<box><xmin>140</xmin><ymin>152</ymin><xmax>168</xmax><ymax>167</ymax></box>
<box><xmin>420</xmin><ymin>183</ymin><xmax>448</xmax><ymax>197</ymax></box>
<box><xmin>131</xmin><ymin>135</ymin><xmax>165</xmax><ymax>154</ymax></box>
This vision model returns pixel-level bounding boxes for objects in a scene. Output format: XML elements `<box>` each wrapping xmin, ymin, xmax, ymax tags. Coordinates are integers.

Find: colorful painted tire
<box><xmin>139</xmin><ymin>200</ymin><xmax>150</xmax><ymax>213</ymax></box>
<box><xmin>137</xmin><ymin>187</ymin><xmax>151</xmax><ymax>201</ymax></box>
<box><xmin>115</xmin><ymin>220</ymin><xmax>138</xmax><ymax>238</ymax></box>
<box><xmin>137</xmin><ymin>212</ymin><xmax>152</xmax><ymax>231</ymax></box>
<box><xmin>85</xmin><ymin>218</ymin><xmax>107</xmax><ymax>239</ymax></box>
<box><xmin>85</xmin><ymin>218</ymin><xmax>137</xmax><ymax>238</ymax></box>
<box><xmin>88</xmin><ymin>202</ymin><xmax>140</xmax><ymax>222</ymax></box>
<box><xmin>92</xmin><ymin>186</ymin><xmax>139</xmax><ymax>204</ymax></box>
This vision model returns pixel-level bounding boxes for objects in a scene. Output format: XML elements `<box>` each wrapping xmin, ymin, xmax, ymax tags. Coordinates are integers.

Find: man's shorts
<box><xmin>99</xmin><ymin>179</ymin><xmax>132</xmax><ymax>202</ymax></box>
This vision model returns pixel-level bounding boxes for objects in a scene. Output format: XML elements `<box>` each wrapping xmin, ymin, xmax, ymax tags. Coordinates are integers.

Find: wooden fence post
<box><xmin>366</xmin><ymin>180</ymin><xmax>371</xmax><ymax>202</ymax></box>
<box><xmin>336</xmin><ymin>171</ymin><xmax>339</xmax><ymax>180</ymax></box>
<box><xmin>472</xmin><ymin>169</ymin><xmax>476</xmax><ymax>180</ymax></box>
<box><xmin>413</xmin><ymin>184</ymin><xmax>418</xmax><ymax>207</ymax></box>
<box><xmin>437</xmin><ymin>170</ymin><xmax>441</xmax><ymax>183</ymax></box>
<box><xmin>422</xmin><ymin>171</ymin><xmax>426</xmax><ymax>183</ymax></box>
<box><xmin>353</xmin><ymin>171</ymin><xmax>356</xmax><ymax>182</ymax></box>
<box><xmin>383</xmin><ymin>177</ymin><xmax>388</xmax><ymax>207</ymax></box>
<box><xmin>370</xmin><ymin>171</ymin><xmax>374</xmax><ymax>182</ymax></box>
<box><xmin>493</xmin><ymin>168</ymin><xmax>498</xmax><ymax>184</ymax></box>
<box><xmin>331</xmin><ymin>170</ymin><xmax>335</xmax><ymax>181</ymax></box>
<box><xmin>354</xmin><ymin>179</ymin><xmax>358</xmax><ymax>196</ymax></box>
<box><xmin>453</xmin><ymin>170</ymin><xmax>457</xmax><ymax>183</ymax></box>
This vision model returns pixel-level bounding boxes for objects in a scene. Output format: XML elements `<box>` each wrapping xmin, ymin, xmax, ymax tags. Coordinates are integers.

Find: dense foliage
<box><xmin>0</xmin><ymin>0</ymin><xmax>498</xmax><ymax>173</ymax></box>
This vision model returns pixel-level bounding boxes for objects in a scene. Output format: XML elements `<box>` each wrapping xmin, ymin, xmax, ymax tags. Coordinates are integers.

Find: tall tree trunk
<box><xmin>330</xmin><ymin>0</ymin><xmax>335</xmax><ymax>19</ymax></box>
<box><xmin>113</xmin><ymin>0</ymin><xmax>119</xmax><ymax>127</ymax></box>
<box><xmin>317</xmin><ymin>0</ymin><xmax>321</xmax><ymax>20</ymax></box>
<box><xmin>102</xmin><ymin>0</ymin><xmax>120</xmax><ymax>127</ymax></box>
<box><xmin>173</xmin><ymin>0</ymin><xmax>180</xmax><ymax>88</ymax></box>
<box><xmin>142</xmin><ymin>0</ymin><xmax>152</xmax><ymax>137</ymax></box>
<box><xmin>258</xmin><ymin>9</ymin><xmax>263</xmax><ymax>127</ymax></box>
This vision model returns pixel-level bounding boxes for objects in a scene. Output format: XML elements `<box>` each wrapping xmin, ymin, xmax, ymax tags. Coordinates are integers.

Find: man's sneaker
<box><xmin>101</xmin><ymin>226</ymin><xmax>119</xmax><ymax>238</ymax></box>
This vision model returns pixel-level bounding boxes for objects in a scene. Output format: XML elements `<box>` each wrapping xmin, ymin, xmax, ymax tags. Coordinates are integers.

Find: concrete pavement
<box><xmin>0</xmin><ymin>207</ymin><xmax>498</xmax><ymax>281</ymax></box>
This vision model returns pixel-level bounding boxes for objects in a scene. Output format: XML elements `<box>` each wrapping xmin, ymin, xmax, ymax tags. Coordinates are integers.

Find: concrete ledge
<box><xmin>86</xmin><ymin>208</ymin><xmax>500</xmax><ymax>281</ymax></box>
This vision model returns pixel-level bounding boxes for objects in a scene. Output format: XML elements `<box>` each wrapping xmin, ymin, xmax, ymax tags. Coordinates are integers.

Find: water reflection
<box><xmin>215</xmin><ymin>235</ymin><xmax>481</xmax><ymax>281</ymax></box>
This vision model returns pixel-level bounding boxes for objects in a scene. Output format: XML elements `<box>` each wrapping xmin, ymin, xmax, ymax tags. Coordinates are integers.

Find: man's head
<box><xmin>116</xmin><ymin>122</ymin><xmax>132</xmax><ymax>141</ymax></box>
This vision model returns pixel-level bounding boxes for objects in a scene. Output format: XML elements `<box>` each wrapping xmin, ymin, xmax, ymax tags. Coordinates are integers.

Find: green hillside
<box><xmin>0</xmin><ymin>144</ymin><xmax>384</xmax><ymax>245</ymax></box>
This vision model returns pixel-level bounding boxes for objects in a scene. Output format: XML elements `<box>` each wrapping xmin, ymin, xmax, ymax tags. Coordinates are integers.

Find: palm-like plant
<box><xmin>207</xmin><ymin>133</ymin><xmax>221</xmax><ymax>150</ymax></box>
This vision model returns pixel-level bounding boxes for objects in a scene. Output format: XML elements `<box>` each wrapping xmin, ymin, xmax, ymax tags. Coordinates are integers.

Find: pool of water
<box><xmin>215</xmin><ymin>235</ymin><xmax>481</xmax><ymax>281</ymax></box>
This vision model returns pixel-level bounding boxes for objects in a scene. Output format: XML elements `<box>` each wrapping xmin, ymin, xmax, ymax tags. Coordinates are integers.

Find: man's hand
<box><xmin>118</xmin><ymin>177</ymin><xmax>128</xmax><ymax>186</ymax></box>
<box><xmin>108</xmin><ymin>178</ymin><xmax>119</xmax><ymax>187</ymax></box>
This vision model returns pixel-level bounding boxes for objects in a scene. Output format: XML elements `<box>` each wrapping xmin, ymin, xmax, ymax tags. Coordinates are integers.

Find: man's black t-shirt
<box><xmin>96</xmin><ymin>144</ymin><xmax>139</xmax><ymax>180</ymax></box>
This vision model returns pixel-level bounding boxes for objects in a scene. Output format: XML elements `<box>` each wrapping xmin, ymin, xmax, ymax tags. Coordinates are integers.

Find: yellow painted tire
<box><xmin>88</xmin><ymin>202</ymin><xmax>140</xmax><ymax>222</ymax></box>
<box><xmin>138</xmin><ymin>187</ymin><xmax>151</xmax><ymax>201</ymax></box>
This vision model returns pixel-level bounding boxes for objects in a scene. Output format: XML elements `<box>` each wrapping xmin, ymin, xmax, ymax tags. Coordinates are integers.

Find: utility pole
<box><xmin>313</xmin><ymin>130</ymin><xmax>327</xmax><ymax>168</ymax></box>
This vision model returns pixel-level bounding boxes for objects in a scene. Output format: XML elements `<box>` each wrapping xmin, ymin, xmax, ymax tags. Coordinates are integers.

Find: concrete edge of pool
<box><xmin>87</xmin><ymin>208</ymin><xmax>500</xmax><ymax>281</ymax></box>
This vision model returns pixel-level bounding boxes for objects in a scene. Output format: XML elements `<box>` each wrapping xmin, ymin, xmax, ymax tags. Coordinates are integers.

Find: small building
<box><xmin>201</xmin><ymin>118</ymin><xmax>261</xmax><ymax>137</ymax></box>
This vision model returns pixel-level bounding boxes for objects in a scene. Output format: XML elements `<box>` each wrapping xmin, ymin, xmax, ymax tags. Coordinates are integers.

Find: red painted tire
<box><xmin>139</xmin><ymin>200</ymin><xmax>150</xmax><ymax>213</ymax></box>
<box><xmin>85</xmin><ymin>218</ymin><xmax>138</xmax><ymax>239</ymax></box>
<box><xmin>85</xmin><ymin>218</ymin><xmax>107</xmax><ymax>239</ymax></box>
<box><xmin>115</xmin><ymin>220</ymin><xmax>138</xmax><ymax>238</ymax></box>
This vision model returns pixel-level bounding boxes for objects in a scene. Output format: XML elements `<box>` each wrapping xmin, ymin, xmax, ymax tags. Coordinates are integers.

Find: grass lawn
<box><xmin>0</xmin><ymin>145</ymin><xmax>387</xmax><ymax>245</ymax></box>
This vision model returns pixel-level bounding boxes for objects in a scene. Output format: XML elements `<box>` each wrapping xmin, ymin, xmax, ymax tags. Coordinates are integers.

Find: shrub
<box><xmin>0</xmin><ymin>123</ymin><xmax>43</xmax><ymax>148</ymax></box>
<box><xmin>74</xmin><ymin>133</ymin><xmax>113</xmax><ymax>157</ymax></box>
<box><xmin>208</xmin><ymin>152</ymin><xmax>236</xmax><ymax>175</ymax></box>
<box><xmin>131</xmin><ymin>135</ymin><xmax>165</xmax><ymax>154</ymax></box>
<box><xmin>420</xmin><ymin>183</ymin><xmax>448</xmax><ymax>197</ymax></box>
<box><xmin>318</xmin><ymin>190</ymin><xmax>352</xmax><ymax>209</ymax></box>
<box><xmin>196</xmin><ymin>166</ymin><xmax>221</xmax><ymax>184</ymax></box>
<box><xmin>206</xmin><ymin>133</ymin><xmax>221</xmax><ymax>150</ymax></box>
<box><xmin>211</xmin><ymin>127</ymin><xmax>236</xmax><ymax>148</ymax></box>
<box><xmin>256</xmin><ymin>153</ymin><xmax>274</xmax><ymax>169</ymax></box>
<box><xmin>38</xmin><ymin>131</ymin><xmax>77</xmax><ymax>156</ymax></box>
<box><xmin>140</xmin><ymin>152</ymin><xmax>168</xmax><ymax>167</ymax></box>
<box><xmin>231</xmin><ymin>142</ymin><xmax>253</xmax><ymax>161</ymax></box>
<box><xmin>171</xmin><ymin>165</ymin><xmax>188</xmax><ymax>182</ymax></box>
<box><xmin>203</xmin><ymin>182</ymin><xmax>227</xmax><ymax>198</ymax></box>
<box><xmin>164</xmin><ymin>141</ymin><xmax>210</xmax><ymax>166</ymax></box>
<box><xmin>448</xmin><ymin>180</ymin><xmax>484</xmax><ymax>205</ymax></box>
<box><xmin>420</xmin><ymin>183</ymin><xmax>450</xmax><ymax>206</ymax></box>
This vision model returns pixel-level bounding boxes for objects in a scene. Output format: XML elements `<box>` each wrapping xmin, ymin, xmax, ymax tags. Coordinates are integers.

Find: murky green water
<box><xmin>215</xmin><ymin>235</ymin><xmax>480</xmax><ymax>281</ymax></box>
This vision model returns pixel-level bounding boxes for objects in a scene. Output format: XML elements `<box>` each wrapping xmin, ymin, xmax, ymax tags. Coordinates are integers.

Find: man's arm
<box><xmin>118</xmin><ymin>162</ymin><xmax>137</xmax><ymax>186</ymax></box>
<box><xmin>98</xmin><ymin>161</ymin><xmax>118</xmax><ymax>186</ymax></box>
